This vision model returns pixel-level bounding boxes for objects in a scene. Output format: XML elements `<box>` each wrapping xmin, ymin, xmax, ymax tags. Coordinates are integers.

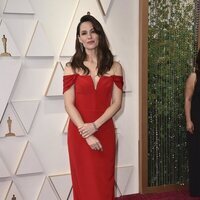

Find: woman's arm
<box><xmin>94</xmin><ymin>62</ymin><xmax>123</xmax><ymax>128</ymax></box>
<box><xmin>64</xmin><ymin>64</ymin><xmax>103</xmax><ymax>151</ymax></box>
<box><xmin>63</xmin><ymin>65</ymin><xmax>84</xmax><ymax>128</ymax></box>
<box><xmin>184</xmin><ymin>72</ymin><xmax>196</xmax><ymax>133</ymax></box>
<box><xmin>80</xmin><ymin>62</ymin><xmax>123</xmax><ymax>138</ymax></box>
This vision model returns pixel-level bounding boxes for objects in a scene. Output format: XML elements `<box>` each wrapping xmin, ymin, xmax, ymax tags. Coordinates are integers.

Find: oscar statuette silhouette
<box><xmin>5</xmin><ymin>117</ymin><xmax>15</xmax><ymax>137</ymax></box>
<box><xmin>0</xmin><ymin>35</ymin><xmax>11</xmax><ymax>56</ymax></box>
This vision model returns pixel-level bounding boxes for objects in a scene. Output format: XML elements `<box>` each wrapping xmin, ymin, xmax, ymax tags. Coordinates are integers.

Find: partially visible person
<box><xmin>63</xmin><ymin>14</ymin><xmax>123</xmax><ymax>200</ymax></box>
<box><xmin>185</xmin><ymin>49</ymin><xmax>200</xmax><ymax>197</ymax></box>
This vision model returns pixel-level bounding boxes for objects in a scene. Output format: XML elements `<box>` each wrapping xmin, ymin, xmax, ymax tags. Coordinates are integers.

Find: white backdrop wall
<box><xmin>0</xmin><ymin>0</ymin><xmax>139</xmax><ymax>199</ymax></box>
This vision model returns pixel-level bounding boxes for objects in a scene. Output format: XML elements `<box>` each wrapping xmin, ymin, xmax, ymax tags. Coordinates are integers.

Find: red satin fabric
<box><xmin>63</xmin><ymin>74</ymin><xmax>123</xmax><ymax>200</ymax></box>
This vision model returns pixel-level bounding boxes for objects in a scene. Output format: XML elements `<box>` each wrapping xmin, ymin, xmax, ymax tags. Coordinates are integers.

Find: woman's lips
<box><xmin>87</xmin><ymin>41</ymin><xmax>94</xmax><ymax>44</ymax></box>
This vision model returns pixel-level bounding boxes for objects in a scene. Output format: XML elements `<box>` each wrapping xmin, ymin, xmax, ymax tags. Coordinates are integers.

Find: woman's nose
<box><xmin>87</xmin><ymin>33</ymin><xmax>92</xmax><ymax>38</ymax></box>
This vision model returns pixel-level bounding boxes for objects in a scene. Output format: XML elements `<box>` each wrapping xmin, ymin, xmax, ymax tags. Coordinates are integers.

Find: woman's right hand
<box><xmin>85</xmin><ymin>135</ymin><xmax>103</xmax><ymax>151</ymax></box>
<box><xmin>186</xmin><ymin>120</ymin><xmax>194</xmax><ymax>134</ymax></box>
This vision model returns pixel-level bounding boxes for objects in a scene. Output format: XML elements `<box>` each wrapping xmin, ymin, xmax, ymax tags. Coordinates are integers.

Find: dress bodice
<box><xmin>63</xmin><ymin>74</ymin><xmax>123</xmax><ymax>121</ymax></box>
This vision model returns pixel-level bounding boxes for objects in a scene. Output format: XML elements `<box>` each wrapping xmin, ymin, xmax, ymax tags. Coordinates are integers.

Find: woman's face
<box><xmin>78</xmin><ymin>21</ymin><xmax>99</xmax><ymax>51</ymax></box>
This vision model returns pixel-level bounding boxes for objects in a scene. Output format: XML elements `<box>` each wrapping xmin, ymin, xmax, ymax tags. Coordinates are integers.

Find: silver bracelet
<box><xmin>92</xmin><ymin>122</ymin><xmax>98</xmax><ymax>131</ymax></box>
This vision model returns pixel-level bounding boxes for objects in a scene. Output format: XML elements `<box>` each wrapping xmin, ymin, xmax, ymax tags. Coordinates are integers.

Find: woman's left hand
<box><xmin>78</xmin><ymin>123</ymin><xmax>97</xmax><ymax>138</ymax></box>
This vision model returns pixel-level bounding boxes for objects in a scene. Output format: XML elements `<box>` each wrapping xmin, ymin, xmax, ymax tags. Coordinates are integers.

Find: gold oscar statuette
<box><xmin>0</xmin><ymin>35</ymin><xmax>11</xmax><ymax>57</ymax></box>
<box><xmin>5</xmin><ymin>116</ymin><xmax>15</xmax><ymax>137</ymax></box>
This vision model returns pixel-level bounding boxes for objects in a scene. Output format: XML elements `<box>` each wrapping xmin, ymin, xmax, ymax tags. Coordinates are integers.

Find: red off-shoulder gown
<box><xmin>63</xmin><ymin>74</ymin><xmax>123</xmax><ymax>200</ymax></box>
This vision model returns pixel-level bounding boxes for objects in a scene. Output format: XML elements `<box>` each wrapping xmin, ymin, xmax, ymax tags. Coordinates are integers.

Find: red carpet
<box><xmin>115</xmin><ymin>190</ymin><xmax>200</xmax><ymax>200</ymax></box>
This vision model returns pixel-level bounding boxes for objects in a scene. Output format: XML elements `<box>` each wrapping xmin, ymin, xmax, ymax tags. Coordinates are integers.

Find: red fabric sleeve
<box><xmin>113</xmin><ymin>75</ymin><xmax>123</xmax><ymax>90</ymax></box>
<box><xmin>63</xmin><ymin>74</ymin><xmax>77</xmax><ymax>94</ymax></box>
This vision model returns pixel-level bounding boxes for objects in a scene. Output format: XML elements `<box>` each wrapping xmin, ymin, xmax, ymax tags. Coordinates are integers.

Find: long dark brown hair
<box><xmin>70</xmin><ymin>14</ymin><xmax>113</xmax><ymax>76</ymax></box>
<box><xmin>195</xmin><ymin>49</ymin><xmax>200</xmax><ymax>76</ymax></box>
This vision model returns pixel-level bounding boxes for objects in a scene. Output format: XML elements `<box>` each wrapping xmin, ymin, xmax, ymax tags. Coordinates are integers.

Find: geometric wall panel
<box><xmin>115</xmin><ymin>165</ymin><xmax>134</xmax><ymax>197</ymax></box>
<box><xmin>123</xmin><ymin>77</ymin><xmax>132</xmax><ymax>93</ymax></box>
<box><xmin>0</xmin><ymin>138</ymin><xmax>27</xmax><ymax>174</ymax></box>
<box><xmin>59</xmin><ymin>0</ymin><xmax>79</xmax><ymax>57</ymax></box>
<box><xmin>98</xmin><ymin>0</ymin><xmax>112</xmax><ymax>15</ymax></box>
<box><xmin>49</xmin><ymin>173</ymin><xmax>73</xmax><ymax>200</ymax></box>
<box><xmin>60</xmin><ymin>0</ymin><xmax>109</xmax><ymax>56</ymax></box>
<box><xmin>0</xmin><ymin>180</ymin><xmax>12</xmax><ymax>200</ymax></box>
<box><xmin>16</xmin><ymin>142</ymin><xmax>43</xmax><ymax>175</ymax></box>
<box><xmin>60</xmin><ymin>60</ymin><xmax>71</xmax><ymax>68</ymax></box>
<box><xmin>0</xmin><ymin>58</ymin><xmax>21</xmax><ymax>122</ymax></box>
<box><xmin>26</xmin><ymin>21</ymin><xmax>54</xmax><ymax>57</ymax></box>
<box><xmin>63</xmin><ymin>118</ymin><xmax>69</xmax><ymax>134</ymax></box>
<box><xmin>37</xmin><ymin>177</ymin><xmax>58</xmax><ymax>200</ymax></box>
<box><xmin>0</xmin><ymin>59</ymin><xmax>21</xmax><ymax>122</ymax></box>
<box><xmin>0</xmin><ymin>156</ymin><xmax>10</xmax><ymax>178</ymax></box>
<box><xmin>6</xmin><ymin>181</ymin><xmax>24</xmax><ymax>200</ymax></box>
<box><xmin>0</xmin><ymin>20</ymin><xmax>21</xmax><ymax>57</ymax></box>
<box><xmin>45</xmin><ymin>62</ymin><xmax>64</xmax><ymax>97</ymax></box>
<box><xmin>16</xmin><ymin>174</ymin><xmax>44</xmax><ymax>200</ymax></box>
<box><xmin>0</xmin><ymin>103</ymin><xmax>26</xmax><ymax>137</ymax></box>
<box><xmin>11</xmin><ymin>100</ymin><xmax>40</xmax><ymax>133</ymax></box>
<box><xmin>3</xmin><ymin>0</ymin><xmax>34</xmax><ymax>14</ymax></box>
<box><xmin>4</xmin><ymin>19</ymin><xmax>37</xmax><ymax>55</ymax></box>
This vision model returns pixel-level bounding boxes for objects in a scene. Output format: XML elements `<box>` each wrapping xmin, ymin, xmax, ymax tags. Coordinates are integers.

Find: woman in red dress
<box><xmin>63</xmin><ymin>14</ymin><xmax>123</xmax><ymax>200</ymax></box>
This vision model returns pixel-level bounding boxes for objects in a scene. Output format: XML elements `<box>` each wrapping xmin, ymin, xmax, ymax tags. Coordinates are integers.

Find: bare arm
<box><xmin>94</xmin><ymin>62</ymin><xmax>123</xmax><ymax>128</ymax></box>
<box><xmin>63</xmin><ymin>65</ymin><xmax>84</xmax><ymax>128</ymax></box>
<box><xmin>184</xmin><ymin>72</ymin><xmax>196</xmax><ymax>133</ymax></box>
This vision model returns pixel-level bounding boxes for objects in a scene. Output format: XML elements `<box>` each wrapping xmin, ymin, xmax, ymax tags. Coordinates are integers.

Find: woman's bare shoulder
<box><xmin>112</xmin><ymin>61</ymin><xmax>123</xmax><ymax>76</ymax></box>
<box><xmin>64</xmin><ymin>62</ymin><xmax>74</xmax><ymax>75</ymax></box>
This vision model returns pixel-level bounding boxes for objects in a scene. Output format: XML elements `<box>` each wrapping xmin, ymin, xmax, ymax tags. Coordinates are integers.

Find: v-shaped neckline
<box><xmin>89</xmin><ymin>75</ymin><xmax>101</xmax><ymax>91</ymax></box>
<box><xmin>77</xmin><ymin>74</ymin><xmax>114</xmax><ymax>91</ymax></box>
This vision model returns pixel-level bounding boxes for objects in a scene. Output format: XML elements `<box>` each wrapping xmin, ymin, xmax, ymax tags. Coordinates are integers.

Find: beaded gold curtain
<box><xmin>148</xmin><ymin>0</ymin><xmax>199</xmax><ymax>186</ymax></box>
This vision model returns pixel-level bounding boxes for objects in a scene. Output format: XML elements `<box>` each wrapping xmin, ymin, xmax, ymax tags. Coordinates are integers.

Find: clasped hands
<box><xmin>78</xmin><ymin>123</ymin><xmax>103</xmax><ymax>151</ymax></box>
<box><xmin>78</xmin><ymin>122</ymin><xmax>97</xmax><ymax>138</ymax></box>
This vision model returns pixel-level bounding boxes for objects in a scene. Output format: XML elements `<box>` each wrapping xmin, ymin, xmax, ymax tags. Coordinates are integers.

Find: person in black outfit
<box><xmin>185</xmin><ymin>49</ymin><xmax>200</xmax><ymax>197</ymax></box>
